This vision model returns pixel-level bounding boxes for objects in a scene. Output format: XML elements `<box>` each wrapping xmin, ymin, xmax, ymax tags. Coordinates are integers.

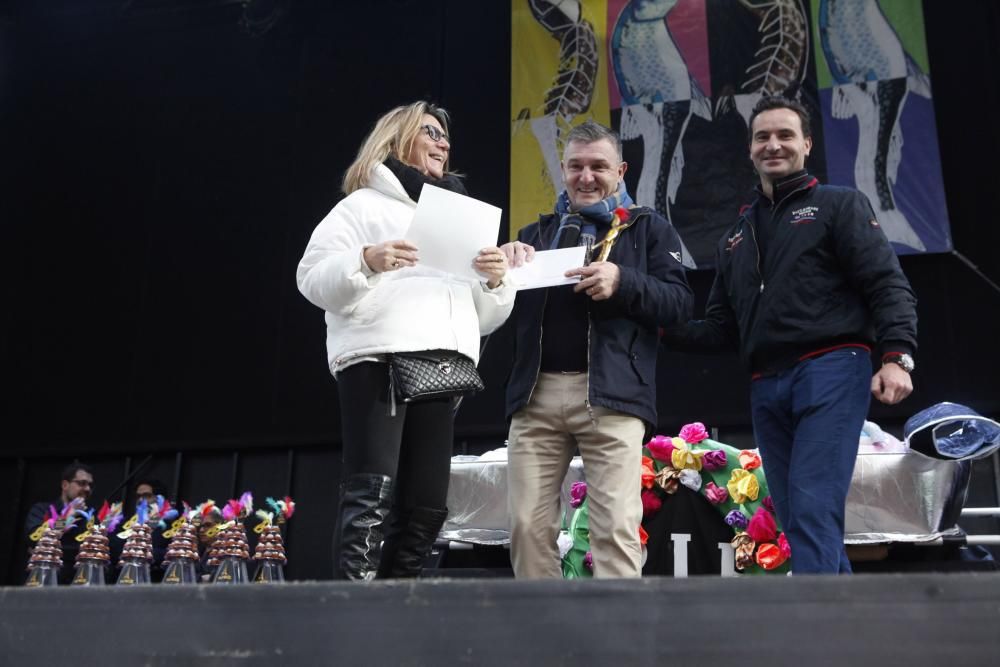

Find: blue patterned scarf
<box><xmin>550</xmin><ymin>182</ymin><xmax>635</xmax><ymax>250</ymax></box>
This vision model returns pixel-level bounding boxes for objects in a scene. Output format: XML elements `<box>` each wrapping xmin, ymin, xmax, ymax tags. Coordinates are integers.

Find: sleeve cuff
<box><xmin>878</xmin><ymin>342</ymin><xmax>916</xmax><ymax>361</ymax></box>
<box><xmin>359</xmin><ymin>246</ymin><xmax>377</xmax><ymax>278</ymax></box>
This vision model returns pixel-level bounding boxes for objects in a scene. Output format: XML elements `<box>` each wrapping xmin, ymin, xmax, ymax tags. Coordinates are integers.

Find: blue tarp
<box><xmin>904</xmin><ymin>402</ymin><xmax>1000</xmax><ymax>460</ymax></box>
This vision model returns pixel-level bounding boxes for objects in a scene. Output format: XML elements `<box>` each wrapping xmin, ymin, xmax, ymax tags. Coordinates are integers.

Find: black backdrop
<box><xmin>2</xmin><ymin>0</ymin><xmax>999</xmax><ymax>583</ymax></box>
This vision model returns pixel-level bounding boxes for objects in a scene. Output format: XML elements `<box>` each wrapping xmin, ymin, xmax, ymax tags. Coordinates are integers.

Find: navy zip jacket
<box><xmin>664</xmin><ymin>171</ymin><xmax>917</xmax><ymax>375</ymax></box>
<box><xmin>505</xmin><ymin>206</ymin><xmax>693</xmax><ymax>427</ymax></box>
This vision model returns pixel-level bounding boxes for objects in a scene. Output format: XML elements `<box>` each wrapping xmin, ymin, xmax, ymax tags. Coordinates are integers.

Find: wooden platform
<box><xmin>2</xmin><ymin>573</ymin><xmax>999</xmax><ymax>665</ymax></box>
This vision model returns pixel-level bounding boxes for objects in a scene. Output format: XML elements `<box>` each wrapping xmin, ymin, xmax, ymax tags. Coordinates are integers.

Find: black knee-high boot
<box><xmin>376</xmin><ymin>506</ymin><xmax>448</xmax><ymax>579</ymax></box>
<box><xmin>332</xmin><ymin>473</ymin><xmax>393</xmax><ymax>581</ymax></box>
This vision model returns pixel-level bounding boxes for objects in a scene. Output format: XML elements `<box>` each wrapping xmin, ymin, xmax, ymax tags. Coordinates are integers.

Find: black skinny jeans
<box><xmin>336</xmin><ymin>361</ymin><xmax>453</xmax><ymax>511</ymax></box>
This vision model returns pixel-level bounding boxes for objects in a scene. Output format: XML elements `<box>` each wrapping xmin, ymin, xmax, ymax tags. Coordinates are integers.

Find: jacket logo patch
<box><xmin>790</xmin><ymin>205</ymin><xmax>818</xmax><ymax>225</ymax></box>
<box><xmin>725</xmin><ymin>231</ymin><xmax>744</xmax><ymax>252</ymax></box>
<box><xmin>669</xmin><ymin>251</ymin><xmax>682</xmax><ymax>263</ymax></box>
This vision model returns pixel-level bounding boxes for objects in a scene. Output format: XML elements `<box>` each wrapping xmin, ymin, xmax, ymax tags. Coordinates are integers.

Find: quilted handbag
<box><xmin>389</xmin><ymin>350</ymin><xmax>484</xmax><ymax>403</ymax></box>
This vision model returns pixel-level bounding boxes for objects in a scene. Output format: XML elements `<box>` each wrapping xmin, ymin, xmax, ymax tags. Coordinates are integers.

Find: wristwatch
<box><xmin>883</xmin><ymin>353</ymin><xmax>915</xmax><ymax>373</ymax></box>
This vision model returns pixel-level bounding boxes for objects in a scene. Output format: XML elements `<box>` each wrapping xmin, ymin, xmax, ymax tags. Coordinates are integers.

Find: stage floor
<box><xmin>2</xmin><ymin>573</ymin><xmax>999</xmax><ymax>665</ymax></box>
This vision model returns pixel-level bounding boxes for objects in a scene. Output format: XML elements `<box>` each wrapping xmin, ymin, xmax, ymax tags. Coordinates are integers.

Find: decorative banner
<box><xmin>511</xmin><ymin>0</ymin><xmax>951</xmax><ymax>268</ymax></box>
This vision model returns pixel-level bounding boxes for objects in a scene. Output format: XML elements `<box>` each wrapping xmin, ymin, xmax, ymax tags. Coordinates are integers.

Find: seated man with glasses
<box><xmin>23</xmin><ymin>461</ymin><xmax>95</xmax><ymax>584</ymax></box>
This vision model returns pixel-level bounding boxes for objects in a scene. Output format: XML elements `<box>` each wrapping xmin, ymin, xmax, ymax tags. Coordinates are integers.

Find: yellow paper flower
<box><xmin>726</xmin><ymin>468</ymin><xmax>760</xmax><ymax>503</ymax></box>
<box><xmin>670</xmin><ymin>440</ymin><xmax>704</xmax><ymax>471</ymax></box>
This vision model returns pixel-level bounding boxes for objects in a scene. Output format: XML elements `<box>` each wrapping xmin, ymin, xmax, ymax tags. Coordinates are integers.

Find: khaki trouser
<box><xmin>507</xmin><ymin>372</ymin><xmax>645</xmax><ymax>578</ymax></box>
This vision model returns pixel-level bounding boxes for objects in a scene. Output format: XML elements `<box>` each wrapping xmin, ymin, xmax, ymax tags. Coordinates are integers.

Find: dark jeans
<box><xmin>336</xmin><ymin>361</ymin><xmax>453</xmax><ymax>511</ymax></box>
<box><xmin>750</xmin><ymin>348</ymin><xmax>872</xmax><ymax>574</ymax></box>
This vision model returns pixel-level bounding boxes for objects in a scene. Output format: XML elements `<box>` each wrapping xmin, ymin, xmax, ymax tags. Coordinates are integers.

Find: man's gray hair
<box><xmin>563</xmin><ymin>120</ymin><xmax>623</xmax><ymax>161</ymax></box>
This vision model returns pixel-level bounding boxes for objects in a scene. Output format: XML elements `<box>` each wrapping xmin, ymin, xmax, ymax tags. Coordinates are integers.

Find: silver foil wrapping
<box><xmin>845</xmin><ymin>452</ymin><xmax>970</xmax><ymax>544</ymax></box>
<box><xmin>441</xmin><ymin>454</ymin><xmax>585</xmax><ymax>544</ymax></box>
<box><xmin>442</xmin><ymin>450</ymin><xmax>970</xmax><ymax>545</ymax></box>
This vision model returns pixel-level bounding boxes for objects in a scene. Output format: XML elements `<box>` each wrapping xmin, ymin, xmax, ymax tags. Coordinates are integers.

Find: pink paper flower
<box><xmin>569</xmin><ymin>481</ymin><xmax>587</xmax><ymax>508</ymax></box>
<box><xmin>763</xmin><ymin>496</ymin><xmax>775</xmax><ymax>514</ymax></box>
<box><xmin>584</xmin><ymin>551</ymin><xmax>594</xmax><ymax>571</ymax></box>
<box><xmin>702</xmin><ymin>449</ymin><xmax>727</xmax><ymax>471</ymax></box>
<box><xmin>641</xmin><ymin>489</ymin><xmax>662</xmax><ymax>516</ymax></box>
<box><xmin>778</xmin><ymin>532</ymin><xmax>791</xmax><ymax>559</ymax></box>
<box><xmin>646</xmin><ymin>435</ymin><xmax>677</xmax><ymax>463</ymax></box>
<box><xmin>678</xmin><ymin>422</ymin><xmax>710</xmax><ymax>444</ymax></box>
<box><xmin>747</xmin><ymin>506</ymin><xmax>777</xmax><ymax>543</ymax></box>
<box><xmin>703</xmin><ymin>482</ymin><xmax>729</xmax><ymax>505</ymax></box>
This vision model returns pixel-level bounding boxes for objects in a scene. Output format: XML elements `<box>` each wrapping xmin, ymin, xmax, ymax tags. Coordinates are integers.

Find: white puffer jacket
<box><xmin>296</xmin><ymin>164</ymin><xmax>515</xmax><ymax>374</ymax></box>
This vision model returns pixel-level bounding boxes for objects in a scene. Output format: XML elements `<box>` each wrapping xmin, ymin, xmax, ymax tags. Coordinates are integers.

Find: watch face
<box><xmin>889</xmin><ymin>354</ymin><xmax>914</xmax><ymax>372</ymax></box>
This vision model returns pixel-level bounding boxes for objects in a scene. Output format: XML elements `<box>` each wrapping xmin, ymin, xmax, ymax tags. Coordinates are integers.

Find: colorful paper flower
<box><xmin>702</xmin><ymin>449</ymin><xmax>727</xmax><ymax>471</ymax></box>
<box><xmin>646</xmin><ymin>435</ymin><xmax>677</xmax><ymax>463</ymax></box>
<box><xmin>678</xmin><ymin>422</ymin><xmax>710</xmax><ymax>444</ymax></box>
<box><xmin>739</xmin><ymin>449</ymin><xmax>762</xmax><ymax>471</ymax></box>
<box><xmin>655</xmin><ymin>467</ymin><xmax>682</xmax><ymax>495</ymax></box>
<box><xmin>638</xmin><ymin>524</ymin><xmax>648</xmax><ymax>546</ymax></box>
<box><xmin>641</xmin><ymin>457</ymin><xmax>656</xmax><ymax>489</ymax></box>
<box><xmin>725</xmin><ymin>510</ymin><xmax>749</xmax><ymax>530</ymax></box>
<box><xmin>641</xmin><ymin>489</ymin><xmax>662</xmax><ymax>516</ymax></box>
<box><xmin>670</xmin><ymin>441</ymin><xmax>704</xmax><ymax>471</ymax></box>
<box><xmin>679</xmin><ymin>469</ymin><xmax>702</xmax><ymax>492</ymax></box>
<box><xmin>570</xmin><ymin>481</ymin><xmax>588</xmax><ymax>508</ymax></box>
<box><xmin>703</xmin><ymin>482</ymin><xmax>729</xmax><ymax>505</ymax></box>
<box><xmin>747</xmin><ymin>507</ymin><xmax>777</xmax><ymax>543</ymax></box>
<box><xmin>778</xmin><ymin>532</ymin><xmax>791</xmax><ymax>559</ymax></box>
<box><xmin>763</xmin><ymin>496</ymin><xmax>775</xmax><ymax>514</ymax></box>
<box><xmin>557</xmin><ymin>532</ymin><xmax>574</xmax><ymax>559</ymax></box>
<box><xmin>614</xmin><ymin>206</ymin><xmax>631</xmax><ymax>223</ymax></box>
<box><xmin>755</xmin><ymin>542</ymin><xmax>788</xmax><ymax>570</ymax></box>
<box><xmin>731</xmin><ymin>533</ymin><xmax>756</xmax><ymax>571</ymax></box>
<box><xmin>584</xmin><ymin>551</ymin><xmax>594</xmax><ymax>571</ymax></box>
<box><xmin>726</xmin><ymin>468</ymin><xmax>760</xmax><ymax>503</ymax></box>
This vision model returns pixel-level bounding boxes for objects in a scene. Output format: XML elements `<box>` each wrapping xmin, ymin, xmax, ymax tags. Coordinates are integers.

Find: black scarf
<box><xmin>383</xmin><ymin>155</ymin><xmax>467</xmax><ymax>201</ymax></box>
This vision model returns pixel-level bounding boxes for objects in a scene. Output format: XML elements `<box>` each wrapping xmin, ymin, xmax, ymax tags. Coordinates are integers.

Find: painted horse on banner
<box><xmin>820</xmin><ymin>0</ymin><xmax>930</xmax><ymax>251</ymax></box>
<box><xmin>611</xmin><ymin>0</ymin><xmax>711</xmax><ymax>269</ymax></box>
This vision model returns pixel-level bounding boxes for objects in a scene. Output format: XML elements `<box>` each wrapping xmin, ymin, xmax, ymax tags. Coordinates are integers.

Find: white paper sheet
<box><xmin>405</xmin><ymin>184</ymin><xmax>502</xmax><ymax>282</ymax></box>
<box><xmin>507</xmin><ymin>246</ymin><xmax>586</xmax><ymax>290</ymax></box>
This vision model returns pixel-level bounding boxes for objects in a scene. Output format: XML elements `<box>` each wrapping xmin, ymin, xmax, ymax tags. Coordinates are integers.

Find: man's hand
<box><xmin>567</xmin><ymin>261</ymin><xmax>620</xmax><ymax>301</ymax></box>
<box><xmin>499</xmin><ymin>241</ymin><xmax>535</xmax><ymax>267</ymax></box>
<box><xmin>871</xmin><ymin>363</ymin><xmax>913</xmax><ymax>405</ymax></box>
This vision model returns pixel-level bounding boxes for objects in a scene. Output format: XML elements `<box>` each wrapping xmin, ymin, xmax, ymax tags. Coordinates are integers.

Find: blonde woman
<box><xmin>297</xmin><ymin>101</ymin><xmax>514</xmax><ymax>580</ymax></box>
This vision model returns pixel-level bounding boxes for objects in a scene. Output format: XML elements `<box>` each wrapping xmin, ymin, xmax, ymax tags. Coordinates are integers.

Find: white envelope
<box><xmin>507</xmin><ymin>246</ymin><xmax>586</xmax><ymax>290</ymax></box>
<box><xmin>405</xmin><ymin>184</ymin><xmax>502</xmax><ymax>282</ymax></box>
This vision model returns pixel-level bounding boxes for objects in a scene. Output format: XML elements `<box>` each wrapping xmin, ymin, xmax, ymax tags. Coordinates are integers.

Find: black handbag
<box><xmin>389</xmin><ymin>350</ymin><xmax>484</xmax><ymax>405</ymax></box>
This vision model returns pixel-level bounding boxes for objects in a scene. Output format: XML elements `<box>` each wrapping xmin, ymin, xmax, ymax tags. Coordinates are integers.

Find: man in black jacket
<box><xmin>665</xmin><ymin>96</ymin><xmax>917</xmax><ymax>574</ymax></box>
<box><xmin>501</xmin><ymin>121</ymin><xmax>692</xmax><ymax>578</ymax></box>
<box><xmin>23</xmin><ymin>461</ymin><xmax>94</xmax><ymax>583</ymax></box>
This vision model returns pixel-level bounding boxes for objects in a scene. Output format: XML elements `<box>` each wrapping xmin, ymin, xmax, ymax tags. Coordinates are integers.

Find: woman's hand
<box><xmin>474</xmin><ymin>246</ymin><xmax>508</xmax><ymax>289</ymax></box>
<box><xmin>363</xmin><ymin>240</ymin><xmax>419</xmax><ymax>273</ymax></box>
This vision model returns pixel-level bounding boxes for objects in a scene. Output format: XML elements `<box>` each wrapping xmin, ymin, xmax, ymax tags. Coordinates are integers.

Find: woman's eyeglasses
<box><xmin>421</xmin><ymin>124</ymin><xmax>449</xmax><ymax>143</ymax></box>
